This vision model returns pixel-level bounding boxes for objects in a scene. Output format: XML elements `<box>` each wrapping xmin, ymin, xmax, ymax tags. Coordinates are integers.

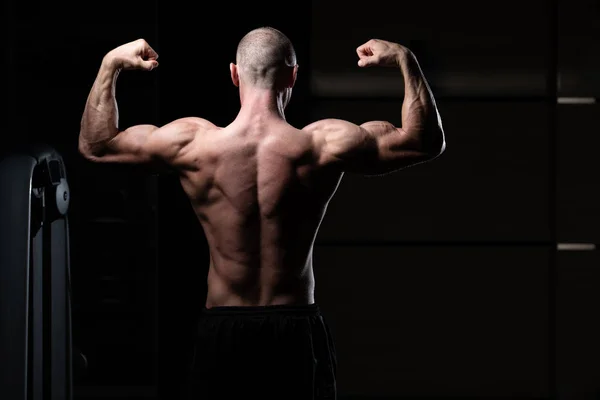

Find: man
<box><xmin>79</xmin><ymin>27</ymin><xmax>445</xmax><ymax>399</ymax></box>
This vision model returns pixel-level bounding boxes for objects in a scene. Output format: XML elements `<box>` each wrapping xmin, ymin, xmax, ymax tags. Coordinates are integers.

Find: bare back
<box><xmin>179</xmin><ymin>120</ymin><xmax>343</xmax><ymax>308</ymax></box>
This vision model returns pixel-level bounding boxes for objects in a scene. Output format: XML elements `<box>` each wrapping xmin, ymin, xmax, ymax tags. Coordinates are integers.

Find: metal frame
<box><xmin>0</xmin><ymin>144</ymin><xmax>73</xmax><ymax>400</ymax></box>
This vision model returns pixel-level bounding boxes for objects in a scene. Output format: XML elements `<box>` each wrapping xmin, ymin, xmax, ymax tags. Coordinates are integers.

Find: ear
<box><xmin>230</xmin><ymin>63</ymin><xmax>239</xmax><ymax>87</ymax></box>
<box><xmin>288</xmin><ymin>64</ymin><xmax>298</xmax><ymax>88</ymax></box>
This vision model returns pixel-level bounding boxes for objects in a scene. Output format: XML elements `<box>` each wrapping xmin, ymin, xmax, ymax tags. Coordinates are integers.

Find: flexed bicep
<box><xmin>80</xmin><ymin>117</ymin><xmax>215</xmax><ymax>172</ymax></box>
<box><xmin>305</xmin><ymin>118</ymin><xmax>429</xmax><ymax>176</ymax></box>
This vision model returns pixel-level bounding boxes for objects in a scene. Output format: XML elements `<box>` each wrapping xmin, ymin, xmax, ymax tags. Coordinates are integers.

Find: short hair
<box><xmin>235</xmin><ymin>27</ymin><xmax>296</xmax><ymax>89</ymax></box>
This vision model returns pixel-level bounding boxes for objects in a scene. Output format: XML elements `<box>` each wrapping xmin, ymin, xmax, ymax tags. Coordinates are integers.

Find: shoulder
<box><xmin>301</xmin><ymin>118</ymin><xmax>364</xmax><ymax>150</ymax></box>
<box><xmin>157</xmin><ymin>118</ymin><xmax>221</xmax><ymax>152</ymax></box>
<box><xmin>166</xmin><ymin>117</ymin><xmax>219</xmax><ymax>134</ymax></box>
<box><xmin>302</xmin><ymin>118</ymin><xmax>356</xmax><ymax>134</ymax></box>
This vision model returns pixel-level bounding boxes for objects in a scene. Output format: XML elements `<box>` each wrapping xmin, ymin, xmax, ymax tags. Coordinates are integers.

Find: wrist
<box><xmin>394</xmin><ymin>46</ymin><xmax>411</xmax><ymax>67</ymax></box>
<box><xmin>102</xmin><ymin>53</ymin><xmax>121</xmax><ymax>71</ymax></box>
<box><xmin>396</xmin><ymin>48</ymin><xmax>419</xmax><ymax>74</ymax></box>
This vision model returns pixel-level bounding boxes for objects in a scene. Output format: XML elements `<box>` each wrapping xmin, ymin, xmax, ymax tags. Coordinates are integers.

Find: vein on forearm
<box><xmin>399</xmin><ymin>52</ymin><xmax>439</xmax><ymax>136</ymax></box>
<box><xmin>80</xmin><ymin>61</ymin><xmax>121</xmax><ymax>147</ymax></box>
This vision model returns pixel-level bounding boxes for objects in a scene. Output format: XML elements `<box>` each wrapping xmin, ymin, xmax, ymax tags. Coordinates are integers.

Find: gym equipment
<box><xmin>0</xmin><ymin>144</ymin><xmax>73</xmax><ymax>400</ymax></box>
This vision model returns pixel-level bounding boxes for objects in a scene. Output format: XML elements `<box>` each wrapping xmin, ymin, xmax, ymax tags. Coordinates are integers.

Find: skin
<box><xmin>79</xmin><ymin>37</ymin><xmax>445</xmax><ymax>308</ymax></box>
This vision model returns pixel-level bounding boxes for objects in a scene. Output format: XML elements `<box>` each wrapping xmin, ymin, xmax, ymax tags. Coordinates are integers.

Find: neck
<box><xmin>237</xmin><ymin>87</ymin><xmax>286</xmax><ymax>121</ymax></box>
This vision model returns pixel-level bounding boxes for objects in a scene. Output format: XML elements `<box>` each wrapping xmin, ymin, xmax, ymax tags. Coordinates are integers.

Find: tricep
<box><xmin>308</xmin><ymin>119</ymin><xmax>433</xmax><ymax>175</ymax></box>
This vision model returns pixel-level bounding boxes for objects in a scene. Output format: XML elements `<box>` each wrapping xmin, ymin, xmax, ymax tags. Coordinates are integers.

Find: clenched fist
<box><xmin>104</xmin><ymin>39</ymin><xmax>159</xmax><ymax>71</ymax></box>
<box><xmin>356</xmin><ymin>39</ymin><xmax>408</xmax><ymax>68</ymax></box>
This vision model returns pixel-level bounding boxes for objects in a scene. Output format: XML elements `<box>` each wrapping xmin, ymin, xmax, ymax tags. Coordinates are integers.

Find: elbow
<box><xmin>78</xmin><ymin>139</ymin><xmax>94</xmax><ymax>160</ymax></box>
<box><xmin>421</xmin><ymin>127</ymin><xmax>446</xmax><ymax>160</ymax></box>
<box><xmin>78</xmin><ymin>137</ymin><xmax>104</xmax><ymax>161</ymax></box>
<box><xmin>431</xmin><ymin>135</ymin><xmax>446</xmax><ymax>158</ymax></box>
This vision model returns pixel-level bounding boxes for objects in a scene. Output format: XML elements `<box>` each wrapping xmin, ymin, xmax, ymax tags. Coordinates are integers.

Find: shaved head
<box><xmin>235</xmin><ymin>27</ymin><xmax>297</xmax><ymax>89</ymax></box>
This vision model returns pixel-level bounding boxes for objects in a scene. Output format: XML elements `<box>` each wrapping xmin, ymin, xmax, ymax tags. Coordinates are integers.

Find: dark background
<box><xmin>3</xmin><ymin>0</ymin><xmax>600</xmax><ymax>399</ymax></box>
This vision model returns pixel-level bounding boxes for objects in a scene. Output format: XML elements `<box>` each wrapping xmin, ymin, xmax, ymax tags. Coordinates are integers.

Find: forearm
<box><xmin>396</xmin><ymin>49</ymin><xmax>445</xmax><ymax>151</ymax></box>
<box><xmin>79</xmin><ymin>56</ymin><xmax>121</xmax><ymax>154</ymax></box>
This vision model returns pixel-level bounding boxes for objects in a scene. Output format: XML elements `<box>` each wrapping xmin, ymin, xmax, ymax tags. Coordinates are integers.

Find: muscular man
<box><xmin>79</xmin><ymin>27</ymin><xmax>445</xmax><ymax>400</ymax></box>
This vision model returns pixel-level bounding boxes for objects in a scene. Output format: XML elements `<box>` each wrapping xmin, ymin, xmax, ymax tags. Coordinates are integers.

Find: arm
<box><xmin>78</xmin><ymin>39</ymin><xmax>214</xmax><ymax>171</ymax></box>
<box><xmin>306</xmin><ymin>40</ymin><xmax>445</xmax><ymax>175</ymax></box>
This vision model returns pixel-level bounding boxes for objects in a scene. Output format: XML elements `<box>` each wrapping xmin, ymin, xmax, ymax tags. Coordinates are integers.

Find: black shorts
<box><xmin>186</xmin><ymin>303</ymin><xmax>337</xmax><ymax>400</ymax></box>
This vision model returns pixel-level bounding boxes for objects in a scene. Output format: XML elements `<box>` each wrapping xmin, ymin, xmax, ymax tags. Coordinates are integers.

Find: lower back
<box><xmin>205</xmin><ymin>260</ymin><xmax>316</xmax><ymax>307</ymax></box>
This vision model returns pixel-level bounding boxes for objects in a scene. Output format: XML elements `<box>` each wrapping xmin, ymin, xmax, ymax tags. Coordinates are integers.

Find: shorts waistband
<box><xmin>201</xmin><ymin>303</ymin><xmax>320</xmax><ymax>317</ymax></box>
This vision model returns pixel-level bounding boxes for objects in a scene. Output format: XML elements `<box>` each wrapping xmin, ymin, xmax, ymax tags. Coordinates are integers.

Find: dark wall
<box><xmin>4</xmin><ymin>0</ymin><xmax>600</xmax><ymax>399</ymax></box>
<box><xmin>308</xmin><ymin>1</ymin><xmax>547</xmax><ymax>397</ymax></box>
<box><xmin>308</xmin><ymin>1</ymin><xmax>600</xmax><ymax>399</ymax></box>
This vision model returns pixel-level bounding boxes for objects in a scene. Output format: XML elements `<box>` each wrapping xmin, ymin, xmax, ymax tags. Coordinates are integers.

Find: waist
<box><xmin>205</xmin><ymin>289</ymin><xmax>314</xmax><ymax>308</ymax></box>
<box><xmin>202</xmin><ymin>302</ymin><xmax>320</xmax><ymax>317</ymax></box>
<box><xmin>206</xmin><ymin>266</ymin><xmax>315</xmax><ymax>307</ymax></box>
